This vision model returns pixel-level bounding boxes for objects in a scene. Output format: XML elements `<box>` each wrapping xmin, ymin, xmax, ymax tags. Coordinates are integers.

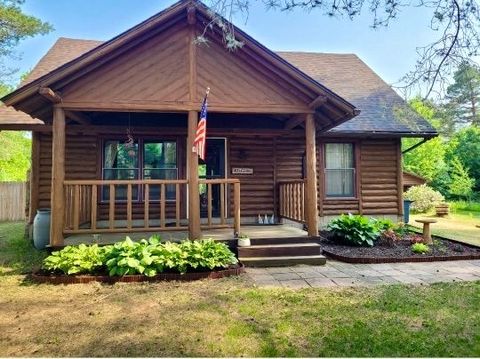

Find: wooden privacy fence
<box><xmin>63</xmin><ymin>178</ymin><xmax>241</xmax><ymax>235</ymax></box>
<box><xmin>278</xmin><ymin>180</ymin><xmax>305</xmax><ymax>224</ymax></box>
<box><xmin>0</xmin><ymin>182</ymin><xmax>27</xmax><ymax>221</ymax></box>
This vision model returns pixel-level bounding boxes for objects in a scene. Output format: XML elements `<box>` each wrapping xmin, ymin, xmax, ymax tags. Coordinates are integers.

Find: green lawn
<box><xmin>410</xmin><ymin>210</ymin><xmax>480</xmax><ymax>246</ymax></box>
<box><xmin>1</xmin><ymin>222</ymin><xmax>480</xmax><ymax>357</ymax></box>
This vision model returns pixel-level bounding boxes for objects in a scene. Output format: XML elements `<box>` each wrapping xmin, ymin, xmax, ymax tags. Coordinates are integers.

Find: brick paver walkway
<box><xmin>245</xmin><ymin>260</ymin><xmax>480</xmax><ymax>288</ymax></box>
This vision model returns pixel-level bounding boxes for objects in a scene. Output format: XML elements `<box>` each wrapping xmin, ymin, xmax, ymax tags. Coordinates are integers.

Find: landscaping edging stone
<box><xmin>30</xmin><ymin>264</ymin><xmax>245</xmax><ymax>284</ymax></box>
<box><xmin>322</xmin><ymin>249</ymin><xmax>480</xmax><ymax>264</ymax></box>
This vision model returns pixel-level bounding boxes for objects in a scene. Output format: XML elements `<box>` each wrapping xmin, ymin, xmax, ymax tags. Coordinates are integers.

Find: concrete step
<box><xmin>238</xmin><ymin>243</ymin><xmax>321</xmax><ymax>258</ymax></box>
<box><xmin>240</xmin><ymin>255</ymin><xmax>327</xmax><ymax>267</ymax></box>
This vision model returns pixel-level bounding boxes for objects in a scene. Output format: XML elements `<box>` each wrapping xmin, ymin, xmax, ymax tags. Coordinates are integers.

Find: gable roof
<box><xmin>9</xmin><ymin>37</ymin><xmax>436</xmax><ymax>136</ymax></box>
<box><xmin>1</xmin><ymin>0</ymin><xmax>357</xmax><ymax>132</ymax></box>
<box><xmin>0</xmin><ymin>105</ymin><xmax>43</xmax><ymax>126</ymax></box>
<box><xmin>278</xmin><ymin>52</ymin><xmax>436</xmax><ymax>136</ymax></box>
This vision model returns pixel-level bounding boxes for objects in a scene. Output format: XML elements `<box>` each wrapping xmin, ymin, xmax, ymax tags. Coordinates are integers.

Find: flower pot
<box><xmin>237</xmin><ymin>237</ymin><xmax>251</xmax><ymax>247</ymax></box>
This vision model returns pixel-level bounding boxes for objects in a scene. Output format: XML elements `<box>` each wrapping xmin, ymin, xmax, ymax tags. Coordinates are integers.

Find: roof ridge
<box><xmin>276</xmin><ymin>50</ymin><xmax>357</xmax><ymax>56</ymax></box>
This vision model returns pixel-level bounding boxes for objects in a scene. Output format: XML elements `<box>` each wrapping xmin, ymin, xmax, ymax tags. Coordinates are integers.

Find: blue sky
<box><xmin>7</xmin><ymin>0</ymin><xmax>439</xmax><ymax>91</ymax></box>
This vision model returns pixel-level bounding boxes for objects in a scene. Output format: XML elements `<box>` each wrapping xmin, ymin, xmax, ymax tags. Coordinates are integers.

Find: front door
<box><xmin>199</xmin><ymin>138</ymin><xmax>226</xmax><ymax>218</ymax></box>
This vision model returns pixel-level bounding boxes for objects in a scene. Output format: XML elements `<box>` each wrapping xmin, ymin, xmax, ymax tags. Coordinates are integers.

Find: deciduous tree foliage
<box><xmin>448</xmin><ymin>156</ymin><xmax>475</xmax><ymax>199</ymax></box>
<box><xmin>0</xmin><ymin>130</ymin><xmax>30</xmax><ymax>181</ymax></box>
<box><xmin>447</xmin><ymin>126</ymin><xmax>480</xmax><ymax>191</ymax></box>
<box><xmin>0</xmin><ymin>80</ymin><xmax>31</xmax><ymax>182</ymax></box>
<box><xmin>403</xmin><ymin>99</ymin><xmax>447</xmax><ymax>182</ymax></box>
<box><xmin>0</xmin><ymin>0</ymin><xmax>52</xmax><ymax>77</ymax></box>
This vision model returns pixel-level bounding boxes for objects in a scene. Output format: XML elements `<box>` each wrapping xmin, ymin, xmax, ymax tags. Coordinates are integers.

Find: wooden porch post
<box><xmin>187</xmin><ymin>110</ymin><xmax>201</xmax><ymax>239</ymax></box>
<box><xmin>305</xmin><ymin>113</ymin><xmax>319</xmax><ymax>236</ymax></box>
<box><xmin>50</xmin><ymin>105</ymin><xmax>65</xmax><ymax>247</ymax></box>
<box><xmin>28</xmin><ymin>132</ymin><xmax>40</xmax><ymax>224</ymax></box>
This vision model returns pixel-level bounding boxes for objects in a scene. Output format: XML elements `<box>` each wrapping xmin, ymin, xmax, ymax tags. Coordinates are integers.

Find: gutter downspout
<box><xmin>402</xmin><ymin>137</ymin><xmax>431</xmax><ymax>154</ymax></box>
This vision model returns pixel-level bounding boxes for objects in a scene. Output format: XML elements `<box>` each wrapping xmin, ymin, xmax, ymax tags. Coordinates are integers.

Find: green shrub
<box><xmin>42</xmin><ymin>244</ymin><xmax>107</xmax><ymax>275</ymax></box>
<box><xmin>42</xmin><ymin>236</ymin><xmax>238</xmax><ymax>277</ymax></box>
<box><xmin>327</xmin><ymin>214</ymin><xmax>381</xmax><ymax>247</ymax></box>
<box><xmin>404</xmin><ymin>185</ymin><xmax>445</xmax><ymax>213</ymax></box>
<box><xmin>411</xmin><ymin>243</ymin><xmax>430</xmax><ymax>254</ymax></box>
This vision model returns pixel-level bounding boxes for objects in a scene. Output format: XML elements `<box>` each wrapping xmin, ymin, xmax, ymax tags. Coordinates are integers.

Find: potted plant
<box><xmin>237</xmin><ymin>233</ymin><xmax>251</xmax><ymax>247</ymax></box>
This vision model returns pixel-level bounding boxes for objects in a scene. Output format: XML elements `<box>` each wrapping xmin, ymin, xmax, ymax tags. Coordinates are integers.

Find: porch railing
<box><xmin>63</xmin><ymin>179</ymin><xmax>240</xmax><ymax>235</ymax></box>
<box><xmin>278</xmin><ymin>180</ymin><xmax>305</xmax><ymax>224</ymax></box>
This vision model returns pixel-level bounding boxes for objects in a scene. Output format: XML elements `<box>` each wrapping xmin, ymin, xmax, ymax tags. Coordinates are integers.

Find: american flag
<box><xmin>193</xmin><ymin>89</ymin><xmax>209</xmax><ymax>160</ymax></box>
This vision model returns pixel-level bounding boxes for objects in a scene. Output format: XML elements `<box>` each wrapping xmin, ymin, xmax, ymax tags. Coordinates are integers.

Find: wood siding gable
<box><xmin>59</xmin><ymin>21</ymin><xmax>311</xmax><ymax>112</ymax></box>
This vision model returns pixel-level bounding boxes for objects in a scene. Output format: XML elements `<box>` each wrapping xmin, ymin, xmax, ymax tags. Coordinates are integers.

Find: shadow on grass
<box><xmin>0</xmin><ymin>221</ymin><xmax>47</xmax><ymax>278</ymax></box>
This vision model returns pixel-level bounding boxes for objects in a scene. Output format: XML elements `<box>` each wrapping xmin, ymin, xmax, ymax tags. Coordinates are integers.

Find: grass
<box><xmin>410</xmin><ymin>205</ymin><xmax>480</xmax><ymax>246</ymax></box>
<box><xmin>1</xmin><ymin>222</ymin><xmax>480</xmax><ymax>357</ymax></box>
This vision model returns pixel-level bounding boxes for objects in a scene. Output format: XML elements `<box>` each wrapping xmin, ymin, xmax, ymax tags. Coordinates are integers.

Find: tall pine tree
<box><xmin>446</xmin><ymin>62</ymin><xmax>480</xmax><ymax>127</ymax></box>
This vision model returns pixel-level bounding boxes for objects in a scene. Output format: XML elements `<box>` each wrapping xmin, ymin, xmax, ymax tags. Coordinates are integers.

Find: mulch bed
<box><xmin>30</xmin><ymin>264</ymin><xmax>245</xmax><ymax>285</ymax></box>
<box><xmin>320</xmin><ymin>231</ymin><xmax>480</xmax><ymax>264</ymax></box>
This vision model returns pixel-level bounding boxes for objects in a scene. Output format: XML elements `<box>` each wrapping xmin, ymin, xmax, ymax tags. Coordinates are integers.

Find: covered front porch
<box><xmin>41</xmin><ymin>108</ymin><xmax>321</xmax><ymax>247</ymax></box>
<box><xmin>63</xmin><ymin>224</ymin><xmax>309</xmax><ymax>246</ymax></box>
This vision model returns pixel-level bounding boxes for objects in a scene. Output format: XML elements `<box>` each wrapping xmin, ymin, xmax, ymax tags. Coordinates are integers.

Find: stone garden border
<box><xmin>30</xmin><ymin>264</ymin><xmax>245</xmax><ymax>285</ymax></box>
<box><xmin>322</xmin><ymin>235</ymin><xmax>480</xmax><ymax>264</ymax></box>
<box><xmin>322</xmin><ymin>249</ymin><xmax>480</xmax><ymax>264</ymax></box>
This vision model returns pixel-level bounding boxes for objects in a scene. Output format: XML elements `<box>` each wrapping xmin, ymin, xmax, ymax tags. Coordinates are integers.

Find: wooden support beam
<box><xmin>284</xmin><ymin>115</ymin><xmax>305</xmax><ymax>130</ymax></box>
<box><xmin>187</xmin><ymin>110</ymin><xmax>201</xmax><ymax>239</ymax></box>
<box><xmin>65</xmin><ymin>110</ymin><xmax>91</xmax><ymax>125</ymax></box>
<box><xmin>304</xmin><ymin>114</ymin><xmax>319</xmax><ymax>237</ymax></box>
<box><xmin>309</xmin><ymin>95</ymin><xmax>327</xmax><ymax>109</ymax></box>
<box><xmin>28</xmin><ymin>132</ymin><xmax>40</xmax><ymax>224</ymax></box>
<box><xmin>50</xmin><ymin>105</ymin><xmax>65</xmax><ymax>247</ymax></box>
<box><xmin>396</xmin><ymin>139</ymin><xmax>404</xmax><ymax>217</ymax></box>
<box><xmin>39</xmin><ymin>87</ymin><xmax>62</xmax><ymax>103</ymax></box>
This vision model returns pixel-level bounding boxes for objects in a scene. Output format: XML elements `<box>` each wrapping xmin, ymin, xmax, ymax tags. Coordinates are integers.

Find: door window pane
<box><xmin>325</xmin><ymin>143</ymin><xmax>355</xmax><ymax>197</ymax></box>
<box><xmin>103</xmin><ymin>141</ymin><xmax>139</xmax><ymax>201</ymax></box>
<box><xmin>143</xmin><ymin>142</ymin><xmax>177</xmax><ymax>200</ymax></box>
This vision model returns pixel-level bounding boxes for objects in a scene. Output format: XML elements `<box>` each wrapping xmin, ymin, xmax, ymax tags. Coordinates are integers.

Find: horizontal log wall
<box><xmin>36</xmin><ymin>131</ymin><xmax>402</xmax><ymax>224</ymax></box>
<box><xmin>38</xmin><ymin>133</ymin><xmax>98</xmax><ymax>209</ymax></box>
<box><xmin>229</xmin><ymin>136</ymin><xmax>275</xmax><ymax>217</ymax></box>
<box><xmin>360</xmin><ymin>139</ymin><xmax>401</xmax><ymax>215</ymax></box>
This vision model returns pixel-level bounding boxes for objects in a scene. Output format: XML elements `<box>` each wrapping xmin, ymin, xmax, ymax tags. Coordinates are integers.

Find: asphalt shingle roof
<box><xmin>9</xmin><ymin>38</ymin><xmax>436</xmax><ymax>135</ymax></box>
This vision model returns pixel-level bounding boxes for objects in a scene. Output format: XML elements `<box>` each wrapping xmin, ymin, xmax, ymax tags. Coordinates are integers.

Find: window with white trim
<box><xmin>324</xmin><ymin>143</ymin><xmax>355</xmax><ymax>197</ymax></box>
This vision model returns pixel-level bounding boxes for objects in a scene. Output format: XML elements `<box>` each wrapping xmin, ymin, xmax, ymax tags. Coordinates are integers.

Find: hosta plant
<box><xmin>327</xmin><ymin>214</ymin><xmax>381</xmax><ymax>247</ymax></box>
<box><xmin>42</xmin><ymin>244</ymin><xmax>107</xmax><ymax>275</ymax></box>
<box><xmin>42</xmin><ymin>236</ymin><xmax>239</xmax><ymax>277</ymax></box>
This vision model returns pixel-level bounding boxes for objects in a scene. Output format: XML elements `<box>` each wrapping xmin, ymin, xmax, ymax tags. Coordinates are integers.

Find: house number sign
<box><xmin>232</xmin><ymin>167</ymin><xmax>254</xmax><ymax>175</ymax></box>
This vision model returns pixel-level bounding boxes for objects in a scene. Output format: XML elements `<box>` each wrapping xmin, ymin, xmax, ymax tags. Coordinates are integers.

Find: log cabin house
<box><xmin>0</xmin><ymin>0</ymin><xmax>437</xmax><ymax>255</ymax></box>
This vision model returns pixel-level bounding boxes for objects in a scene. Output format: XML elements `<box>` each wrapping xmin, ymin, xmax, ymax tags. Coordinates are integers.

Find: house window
<box><xmin>102</xmin><ymin>139</ymin><xmax>177</xmax><ymax>201</ymax></box>
<box><xmin>324</xmin><ymin>143</ymin><xmax>355</xmax><ymax>197</ymax></box>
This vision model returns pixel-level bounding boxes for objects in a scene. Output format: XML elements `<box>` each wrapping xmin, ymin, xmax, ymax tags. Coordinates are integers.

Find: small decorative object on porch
<box><xmin>415</xmin><ymin>218</ymin><xmax>437</xmax><ymax>244</ymax></box>
<box><xmin>435</xmin><ymin>202</ymin><xmax>449</xmax><ymax>217</ymax></box>
<box><xmin>264</xmin><ymin>214</ymin><xmax>269</xmax><ymax>225</ymax></box>
<box><xmin>125</xmin><ymin>128</ymin><xmax>135</xmax><ymax>158</ymax></box>
<box><xmin>258</xmin><ymin>214</ymin><xmax>263</xmax><ymax>224</ymax></box>
<box><xmin>270</xmin><ymin>214</ymin><xmax>275</xmax><ymax>224</ymax></box>
<box><xmin>237</xmin><ymin>234</ymin><xmax>251</xmax><ymax>247</ymax></box>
